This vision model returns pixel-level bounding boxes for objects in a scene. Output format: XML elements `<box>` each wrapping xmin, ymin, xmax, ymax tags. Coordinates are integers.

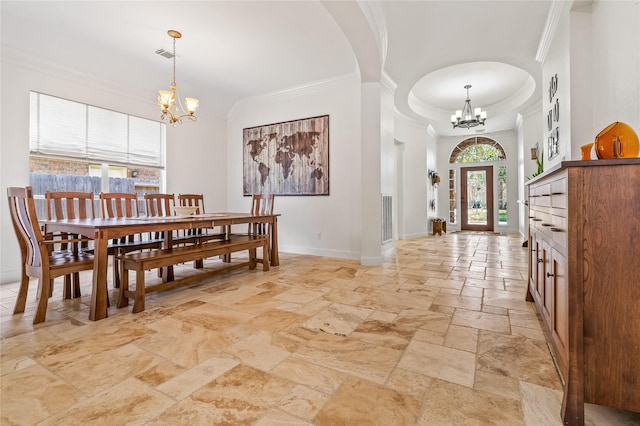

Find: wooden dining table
<box><xmin>41</xmin><ymin>212</ymin><xmax>280</xmax><ymax>321</ymax></box>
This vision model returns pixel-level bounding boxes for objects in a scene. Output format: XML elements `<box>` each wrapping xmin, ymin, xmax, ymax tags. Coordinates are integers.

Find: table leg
<box><xmin>161</xmin><ymin>232</ymin><xmax>175</xmax><ymax>282</ymax></box>
<box><xmin>270</xmin><ymin>217</ymin><xmax>279</xmax><ymax>266</ymax></box>
<box><xmin>89</xmin><ymin>230</ymin><xmax>109</xmax><ymax>321</ymax></box>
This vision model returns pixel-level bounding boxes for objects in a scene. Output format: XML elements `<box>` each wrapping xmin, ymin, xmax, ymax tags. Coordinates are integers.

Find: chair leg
<box><xmin>113</xmin><ymin>256</ymin><xmax>121</xmax><ymax>289</ymax></box>
<box><xmin>63</xmin><ymin>275</ymin><xmax>71</xmax><ymax>299</ymax></box>
<box><xmin>117</xmin><ymin>262</ymin><xmax>129</xmax><ymax>309</ymax></box>
<box><xmin>34</xmin><ymin>277</ymin><xmax>51</xmax><ymax>324</ymax></box>
<box><xmin>72</xmin><ymin>272</ymin><xmax>81</xmax><ymax>298</ymax></box>
<box><xmin>13</xmin><ymin>267</ymin><xmax>30</xmax><ymax>314</ymax></box>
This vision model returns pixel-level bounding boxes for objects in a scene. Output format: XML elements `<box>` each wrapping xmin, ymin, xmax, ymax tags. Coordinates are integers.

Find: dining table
<box><xmin>41</xmin><ymin>212</ymin><xmax>280</xmax><ymax>321</ymax></box>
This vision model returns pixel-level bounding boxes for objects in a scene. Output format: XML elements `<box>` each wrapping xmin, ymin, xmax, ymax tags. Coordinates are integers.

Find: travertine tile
<box><xmin>223</xmin><ymin>329</ymin><xmax>291</xmax><ymax>371</ymax></box>
<box><xmin>302</xmin><ymin>303</ymin><xmax>372</xmax><ymax>336</ymax></box>
<box><xmin>476</xmin><ymin>331</ymin><xmax>562</xmax><ymax>389</ymax></box>
<box><xmin>398</xmin><ymin>339</ymin><xmax>476</xmax><ymax>387</ymax></box>
<box><xmin>452</xmin><ymin>307</ymin><xmax>511</xmax><ymax>334</ymax></box>
<box><xmin>444</xmin><ymin>324</ymin><xmax>479</xmax><ymax>353</ymax></box>
<box><xmin>1</xmin><ymin>363</ymin><xmax>84</xmax><ymax>425</ymax></box>
<box><xmin>3</xmin><ymin>232</ymin><xmax>635</xmax><ymax>425</ymax></box>
<box><xmin>419</xmin><ymin>380</ymin><xmax>525</xmax><ymax>425</ymax></box>
<box><xmin>254</xmin><ymin>409</ymin><xmax>315</xmax><ymax>425</ymax></box>
<box><xmin>294</xmin><ymin>333</ymin><xmax>402</xmax><ymax>384</ymax></box>
<box><xmin>159</xmin><ymin>364</ymin><xmax>294</xmax><ymax>425</ymax></box>
<box><xmin>41</xmin><ymin>377</ymin><xmax>175</xmax><ymax>426</ymax></box>
<box><xmin>314</xmin><ymin>377</ymin><xmax>420</xmax><ymax>425</ymax></box>
<box><xmin>277</xmin><ymin>384</ymin><xmax>329</xmax><ymax>420</ymax></box>
<box><xmin>156</xmin><ymin>355</ymin><xmax>240</xmax><ymax>400</ymax></box>
<box><xmin>271</xmin><ymin>357</ymin><xmax>348</xmax><ymax>394</ymax></box>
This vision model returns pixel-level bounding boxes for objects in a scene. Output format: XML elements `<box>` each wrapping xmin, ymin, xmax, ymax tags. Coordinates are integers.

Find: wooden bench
<box><xmin>117</xmin><ymin>234</ymin><xmax>269</xmax><ymax>313</ymax></box>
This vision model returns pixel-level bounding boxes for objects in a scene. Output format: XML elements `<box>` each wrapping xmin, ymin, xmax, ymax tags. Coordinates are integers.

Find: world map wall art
<box><xmin>243</xmin><ymin>115</ymin><xmax>329</xmax><ymax>196</ymax></box>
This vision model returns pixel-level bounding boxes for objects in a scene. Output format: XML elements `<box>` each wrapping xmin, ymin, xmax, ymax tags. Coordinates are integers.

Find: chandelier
<box><xmin>451</xmin><ymin>85</ymin><xmax>486</xmax><ymax>129</ymax></box>
<box><xmin>157</xmin><ymin>30</ymin><xmax>199</xmax><ymax>126</ymax></box>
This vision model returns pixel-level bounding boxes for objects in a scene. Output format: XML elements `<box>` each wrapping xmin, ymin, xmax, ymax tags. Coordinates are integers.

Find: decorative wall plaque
<box><xmin>547</xmin><ymin>74</ymin><xmax>560</xmax><ymax>159</ymax></box>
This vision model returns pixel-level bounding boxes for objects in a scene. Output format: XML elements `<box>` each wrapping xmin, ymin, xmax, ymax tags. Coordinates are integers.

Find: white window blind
<box><xmin>29</xmin><ymin>92</ymin><xmax>165</xmax><ymax>168</ymax></box>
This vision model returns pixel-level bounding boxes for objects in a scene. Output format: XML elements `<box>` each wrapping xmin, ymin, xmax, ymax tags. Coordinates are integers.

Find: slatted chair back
<box><xmin>7</xmin><ymin>186</ymin><xmax>94</xmax><ymax>323</ymax></box>
<box><xmin>100</xmin><ymin>192</ymin><xmax>140</xmax><ymax>219</ymax></box>
<box><xmin>178</xmin><ymin>193</ymin><xmax>205</xmax><ymax>214</ymax></box>
<box><xmin>46</xmin><ymin>191</ymin><xmax>95</xmax><ymax>221</ymax></box>
<box><xmin>250</xmin><ymin>194</ymin><xmax>274</xmax><ymax>235</ymax></box>
<box><xmin>144</xmin><ymin>193</ymin><xmax>176</xmax><ymax>217</ymax></box>
<box><xmin>100</xmin><ymin>192</ymin><xmax>161</xmax><ymax>289</ymax></box>
<box><xmin>45</xmin><ymin>191</ymin><xmax>96</xmax><ymax>298</ymax></box>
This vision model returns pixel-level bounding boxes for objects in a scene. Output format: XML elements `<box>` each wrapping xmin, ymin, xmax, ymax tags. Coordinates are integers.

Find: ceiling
<box><xmin>1</xmin><ymin>1</ymin><xmax>552</xmax><ymax>138</ymax></box>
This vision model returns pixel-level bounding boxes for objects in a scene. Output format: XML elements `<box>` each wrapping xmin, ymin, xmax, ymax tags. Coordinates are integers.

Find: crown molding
<box><xmin>536</xmin><ymin>0</ymin><xmax>573</xmax><ymax>64</ymax></box>
<box><xmin>357</xmin><ymin>0</ymin><xmax>388</xmax><ymax>64</ymax></box>
<box><xmin>381</xmin><ymin>71</ymin><xmax>397</xmax><ymax>93</ymax></box>
<box><xmin>227</xmin><ymin>71</ymin><xmax>359</xmax><ymax>120</ymax></box>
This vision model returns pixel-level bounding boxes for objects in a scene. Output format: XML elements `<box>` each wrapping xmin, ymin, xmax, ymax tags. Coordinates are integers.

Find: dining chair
<box><xmin>100</xmin><ymin>192</ymin><xmax>162</xmax><ymax>288</ymax></box>
<box><xmin>250</xmin><ymin>194</ymin><xmax>274</xmax><ymax>264</ymax></box>
<box><xmin>178</xmin><ymin>193</ymin><xmax>224</xmax><ymax>240</ymax></box>
<box><xmin>228</xmin><ymin>194</ymin><xmax>274</xmax><ymax>264</ymax></box>
<box><xmin>144</xmin><ymin>192</ymin><xmax>176</xmax><ymax>217</ymax></box>
<box><xmin>45</xmin><ymin>190</ymin><xmax>96</xmax><ymax>299</ymax></box>
<box><xmin>143</xmin><ymin>192</ymin><xmax>194</xmax><ymax>277</ymax></box>
<box><xmin>250</xmin><ymin>193</ymin><xmax>275</xmax><ymax>234</ymax></box>
<box><xmin>177</xmin><ymin>193</ymin><xmax>225</xmax><ymax>268</ymax></box>
<box><xmin>7</xmin><ymin>187</ymin><xmax>95</xmax><ymax>324</ymax></box>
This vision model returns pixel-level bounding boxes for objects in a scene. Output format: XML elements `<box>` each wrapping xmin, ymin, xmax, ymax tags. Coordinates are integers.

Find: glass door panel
<box><xmin>460</xmin><ymin>166</ymin><xmax>493</xmax><ymax>231</ymax></box>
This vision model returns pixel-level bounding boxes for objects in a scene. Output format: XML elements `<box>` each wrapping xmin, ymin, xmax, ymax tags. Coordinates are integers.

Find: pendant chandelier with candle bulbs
<box><xmin>157</xmin><ymin>30</ymin><xmax>199</xmax><ymax>126</ymax></box>
<box><xmin>451</xmin><ymin>85</ymin><xmax>486</xmax><ymax>129</ymax></box>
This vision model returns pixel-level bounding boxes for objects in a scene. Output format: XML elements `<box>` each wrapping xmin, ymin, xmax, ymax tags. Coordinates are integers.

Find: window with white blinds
<box><xmin>29</xmin><ymin>92</ymin><xmax>165</xmax><ymax>168</ymax></box>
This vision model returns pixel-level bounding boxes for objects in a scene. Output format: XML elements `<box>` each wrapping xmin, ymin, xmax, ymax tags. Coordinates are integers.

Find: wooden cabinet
<box><xmin>526</xmin><ymin>158</ymin><xmax>640</xmax><ymax>425</ymax></box>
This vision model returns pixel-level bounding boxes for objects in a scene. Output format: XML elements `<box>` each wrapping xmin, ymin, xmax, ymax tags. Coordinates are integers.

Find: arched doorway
<box><xmin>449</xmin><ymin>137</ymin><xmax>507</xmax><ymax>231</ymax></box>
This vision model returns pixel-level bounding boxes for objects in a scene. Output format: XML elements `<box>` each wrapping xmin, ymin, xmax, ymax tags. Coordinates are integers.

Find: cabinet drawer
<box><xmin>536</xmin><ymin>195</ymin><xmax>551</xmax><ymax>207</ymax></box>
<box><xmin>551</xmin><ymin>193</ymin><xmax>567</xmax><ymax>210</ymax></box>
<box><xmin>533</xmin><ymin>211</ymin><xmax>552</xmax><ymax>228</ymax></box>
<box><xmin>531</xmin><ymin>183</ymin><xmax>551</xmax><ymax>196</ymax></box>
<box><xmin>551</xmin><ymin>177</ymin><xmax>567</xmax><ymax>194</ymax></box>
<box><xmin>550</xmin><ymin>205</ymin><xmax>567</xmax><ymax>218</ymax></box>
<box><xmin>529</xmin><ymin>204</ymin><xmax>550</xmax><ymax>215</ymax></box>
<box><xmin>550</xmin><ymin>216</ymin><xmax>567</xmax><ymax>249</ymax></box>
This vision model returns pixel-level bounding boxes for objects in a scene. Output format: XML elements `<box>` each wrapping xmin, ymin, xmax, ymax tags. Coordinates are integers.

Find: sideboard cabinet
<box><xmin>526</xmin><ymin>158</ymin><xmax>640</xmax><ymax>425</ymax></box>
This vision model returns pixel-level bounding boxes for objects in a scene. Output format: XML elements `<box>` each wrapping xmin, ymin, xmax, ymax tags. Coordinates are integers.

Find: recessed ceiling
<box><xmin>408</xmin><ymin>61</ymin><xmax>535</xmax><ymax>127</ymax></box>
<box><xmin>1</xmin><ymin>1</ymin><xmax>552</xmax><ymax>137</ymax></box>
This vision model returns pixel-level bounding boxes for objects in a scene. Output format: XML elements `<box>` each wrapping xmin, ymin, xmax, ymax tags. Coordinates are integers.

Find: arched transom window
<box><xmin>450</xmin><ymin>137</ymin><xmax>506</xmax><ymax>163</ymax></box>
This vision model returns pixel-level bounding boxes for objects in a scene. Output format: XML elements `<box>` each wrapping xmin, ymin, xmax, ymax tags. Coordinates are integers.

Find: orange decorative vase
<box><xmin>594</xmin><ymin>122</ymin><xmax>639</xmax><ymax>159</ymax></box>
<box><xmin>580</xmin><ymin>143</ymin><xmax>593</xmax><ymax>160</ymax></box>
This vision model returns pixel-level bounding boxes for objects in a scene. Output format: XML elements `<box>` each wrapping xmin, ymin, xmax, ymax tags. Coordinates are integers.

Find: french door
<box><xmin>460</xmin><ymin>166</ymin><xmax>494</xmax><ymax>231</ymax></box>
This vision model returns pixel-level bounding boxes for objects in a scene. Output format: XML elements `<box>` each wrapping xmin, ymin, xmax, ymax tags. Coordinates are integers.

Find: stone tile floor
<box><xmin>1</xmin><ymin>232</ymin><xmax>639</xmax><ymax>425</ymax></box>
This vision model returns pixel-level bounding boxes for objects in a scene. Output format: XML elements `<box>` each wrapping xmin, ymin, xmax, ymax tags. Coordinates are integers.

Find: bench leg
<box><xmin>117</xmin><ymin>262</ymin><xmax>130</xmax><ymax>309</ymax></box>
<box><xmin>249</xmin><ymin>248</ymin><xmax>257</xmax><ymax>270</ymax></box>
<box><xmin>132</xmin><ymin>270</ymin><xmax>145</xmax><ymax>313</ymax></box>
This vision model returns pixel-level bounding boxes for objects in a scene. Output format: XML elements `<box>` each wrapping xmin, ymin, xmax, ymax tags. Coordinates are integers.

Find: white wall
<box><xmin>541</xmin><ymin>1</ymin><xmax>639</xmax><ymax>165</ymax></box>
<box><xmin>226</xmin><ymin>74</ymin><xmax>363</xmax><ymax>260</ymax></box>
<box><xmin>518</xmin><ymin>108</ymin><xmax>544</xmax><ymax>239</ymax></box>
<box><xmin>591</xmin><ymin>1</ymin><xmax>640</xmax><ymax>137</ymax></box>
<box><xmin>542</xmin><ymin>5</ymin><xmax>571</xmax><ymax>168</ymax></box>
<box><xmin>0</xmin><ymin>52</ymin><xmax>225</xmax><ymax>284</ymax></box>
<box><xmin>394</xmin><ymin>116</ymin><xmax>431</xmax><ymax>239</ymax></box>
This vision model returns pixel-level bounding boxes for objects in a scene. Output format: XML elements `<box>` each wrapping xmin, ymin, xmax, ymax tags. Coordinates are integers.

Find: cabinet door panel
<box><xmin>552</xmin><ymin>249</ymin><xmax>568</xmax><ymax>363</ymax></box>
<box><xmin>541</xmin><ymin>240</ymin><xmax>552</xmax><ymax>323</ymax></box>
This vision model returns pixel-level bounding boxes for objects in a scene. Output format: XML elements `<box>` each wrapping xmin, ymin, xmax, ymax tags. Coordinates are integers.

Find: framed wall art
<box><xmin>243</xmin><ymin>115</ymin><xmax>329</xmax><ymax>196</ymax></box>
